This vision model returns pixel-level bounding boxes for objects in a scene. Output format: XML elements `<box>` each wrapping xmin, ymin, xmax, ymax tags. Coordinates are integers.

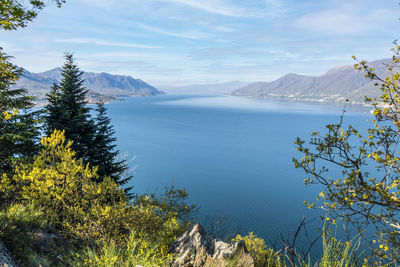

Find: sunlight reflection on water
<box><xmin>157</xmin><ymin>95</ymin><xmax>370</xmax><ymax>115</ymax></box>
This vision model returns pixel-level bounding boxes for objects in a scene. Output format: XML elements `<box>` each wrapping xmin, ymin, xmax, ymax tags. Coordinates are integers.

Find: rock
<box><xmin>170</xmin><ymin>223</ymin><xmax>254</xmax><ymax>267</ymax></box>
<box><xmin>0</xmin><ymin>240</ymin><xmax>17</xmax><ymax>267</ymax></box>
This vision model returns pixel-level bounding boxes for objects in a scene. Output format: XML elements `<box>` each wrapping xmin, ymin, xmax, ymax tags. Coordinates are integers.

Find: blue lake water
<box><xmin>106</xmin><ymin>94</ymin><xmax>371</xmax><ymax>251</ymax></box>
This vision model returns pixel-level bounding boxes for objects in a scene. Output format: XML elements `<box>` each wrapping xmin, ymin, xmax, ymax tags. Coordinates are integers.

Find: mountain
<box><xmin>160</xmin><ymin>81</ymin><xmax>249</xmax><ymax>95</ymax></box>
<box><xmin>16</xmin><ymin>68</ymin><xmax>163</xmax><ymax>103</ymax></box>
<box><xmin>231</xmin><ymin>59</ymin><xmax>391</xmax><ymax>104</ymax></box>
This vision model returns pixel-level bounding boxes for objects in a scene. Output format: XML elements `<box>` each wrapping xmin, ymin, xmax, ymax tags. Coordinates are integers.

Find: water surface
<box><xmin>106</xmin><ymin>95</ymin><xmax>370</xmax><ymax>249</ymax></box>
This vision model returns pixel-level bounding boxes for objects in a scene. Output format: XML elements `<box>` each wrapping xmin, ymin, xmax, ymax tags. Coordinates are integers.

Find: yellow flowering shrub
<box><xmin>233</xmin><ymin>232</ymin><xmax>283</xmax><ymax>267</ymax></box>
<box><xmin>0</xmin><ymin>129</ymin><xmax>190</xmax><ymax>250</ymax></box>
<box><xmin>1</xmin><ymin>130</ymin><xmax>126</xmax><ymax>242</ymax></box>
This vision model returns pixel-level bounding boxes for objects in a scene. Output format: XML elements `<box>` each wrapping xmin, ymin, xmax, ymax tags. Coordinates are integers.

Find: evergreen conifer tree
<box><xmin>0</xmin><ymin>49</ymin><xmax>40</xmax><ymax>175</ymax></box>
<box><xmin>44</xmin><ymin>53</ymin><xmax>95</xmax><ymax>163</ymax></box>
<box><xmin>44</xmin><ymin>54</ymin><xmax>132</xmax><ymax>195</ymax></box>
<box><xmin>92</xmin><ymin>102</ymin><xmax>133</xmax><ymax>192</ymax></box>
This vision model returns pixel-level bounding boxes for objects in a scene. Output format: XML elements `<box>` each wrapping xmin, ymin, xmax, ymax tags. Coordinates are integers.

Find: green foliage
<box><xmin>0</xmin><ymin>130</ymin><xmax>193</xmax><ymax>248</ymax></box>
<box><xmin>293</xmin><ymin>45</ymin><xmax>400</xmax><ymax>263</ymax></box>
<box><xmin>0</xmin><ymin>203</ymin><xmax>45</xmax><ymax>265</ymax></box>
<box><xmin>145</xmin><ymin>183</ymin><xmax>197</xmax><ymax>225</ymax></box>
<box><xmin>91</xmin><ymin>102</ymin><xmax>132</xmax><ymax>191</ymax></box>
<box><xmin>73</xmin><ymin>230</ymin><xmax>173</xmax><ymax>267</ymax></box>
<box><xmin>44</xmin><ymin>53</ymin><xmax>95</xmax><ymax>164</ymax></box>
<box><xmin>44</xmin><ymin>55</ymin><xmax>133</xmax><ymax>196</ymax></box>
<box><xmin>0</xmin><ymin>46</ymin><xmax>20</xmax><ymax>82</ymax></box>
<box><xmin>233</xmin><ymin>232</ymin><xmax>283</xmax><ymax>267</ymax></box>
<box><xmin>0</xmin><ymin>0</ymin><xmax>46</xmax><ymax>182</ymax></box>
<box><xmin>2</xmin><ymin>130</ymin><xmax>130</xmax><ymax>242</ymax></box>
<box><xmin>131</xmin><ymin>193</ymin><xmax>191</xmax><ymax>246</ymax></box>
<box><xmin>318</xmin><ymin>232</ymin><xmax>362</xmax><ymax>267</ymax></box>
<box><xmin>0</xmin><ymin>0</ymin><xmax>65</xmax><ymax>30</ymax></box>
<box><xmin>0</xmin><ymin>203</ymin><xmax>77</xmax><ymax>266</ymax></box>
<box><xmin>0</xmin><ymin>48</ymin><xmax>40</xmax><ymax>183</ymax></box>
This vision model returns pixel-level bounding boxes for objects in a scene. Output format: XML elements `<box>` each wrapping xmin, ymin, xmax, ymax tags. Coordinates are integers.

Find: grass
<box><xmin>73</xmin><ymin>230</ymin><xmax>173</xmax><ymax>267</ymax></box>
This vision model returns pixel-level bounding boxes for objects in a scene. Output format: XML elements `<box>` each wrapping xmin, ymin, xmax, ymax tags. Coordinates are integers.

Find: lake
<box><xmin>106</xmin><ymin>94</ymin><xmax>371</xmax><ymax>252</ymax></box>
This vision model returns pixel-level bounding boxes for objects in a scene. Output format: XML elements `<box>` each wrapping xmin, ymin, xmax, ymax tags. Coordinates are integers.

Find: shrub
<box><xmin>0</xmin><ymin>130</ymin><xmax>129</xmax><ymax>243</ymax></box>
<box><xmin>233</xmin><ymin>232</ymin><xmax>283</xmax><ymax>267</ymax></box>
<box><xmin>0</xmin><ymin>130</ymin><xmax>193</xmax><ymax>248</ymax></box>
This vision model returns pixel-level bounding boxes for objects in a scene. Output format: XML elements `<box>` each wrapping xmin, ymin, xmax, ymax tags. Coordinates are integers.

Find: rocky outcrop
<box><xmin>0</xmin><ymin>240</ymin><xmax>17</xmax><ymax>267</ymax></box>
<box><xmin>170</xmin><ymin>224</ymin><xmax>254</xmax><ymax>267</ymax></box>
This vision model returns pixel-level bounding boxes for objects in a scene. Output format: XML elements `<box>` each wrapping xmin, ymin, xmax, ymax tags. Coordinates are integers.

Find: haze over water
<box><xmin>106</xmin><ymin>94</ymin><xmax>371</xmax><ymax>246</ymax></box>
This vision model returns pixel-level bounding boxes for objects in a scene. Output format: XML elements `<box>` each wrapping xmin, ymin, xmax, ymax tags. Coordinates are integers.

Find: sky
<box><xmin>0</xmin><ymin>0</ymin><xmax>399</xmax><ymax>86</ymax></box>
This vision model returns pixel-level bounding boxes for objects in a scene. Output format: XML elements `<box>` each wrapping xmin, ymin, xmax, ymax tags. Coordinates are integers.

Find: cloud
<box><xmin>78</xmin><ymin>0</ymin><xmax>117</xmax><ymax>9</ymax></box>
<box><xmin>0</xmin><ymin>41</ymin><xmax>22</xmax><ymax>53</ymax></box>
<box><xmin>214</xmin><ymin>26</ymin><xmax>235</xmax><ymax>33</ymax></box>
<box><xmin>133</xmin><ymin>22</ymin><xmax>208</xmax><ymax>40</ymax></box>
<box><xmin>264</xmin><ymin>0</ymin><xmax>286</xmax><ymax>16</ymax></box>
<box><xmin>80</xmin><ymin>0</ymin><xmax>253</xmax><ymax>17</ymax></box>
<box><xmin>53</xmin><ymin>38</ymin><xmax>162</xmax><ymax>49</ymax></box>
<box><xmin>153</xmin><ymin>0</ymin><xmax>252</xmax><ymax>17</ymax></box>
<box><xmin>295</xmin><ymin>8</ymin><xmax>393</xmax><ymax>35</ymax></box>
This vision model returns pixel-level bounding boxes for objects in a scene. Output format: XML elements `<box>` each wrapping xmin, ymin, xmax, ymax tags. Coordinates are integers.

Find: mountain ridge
<box><xmin>231</xmin><ymin>58</ymin><xmax>391</xmax><ymax>104</ymax></box>
<box><xmin>16</xmin><ymin>68</ymin><xmax>163</xmax><ymax>104</ymax></box>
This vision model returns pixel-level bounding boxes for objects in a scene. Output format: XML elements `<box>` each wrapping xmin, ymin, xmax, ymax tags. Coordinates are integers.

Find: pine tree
<box><xmin>0</xmin><ymin>49</ymin><xmax>40</xmax><ymax>175</ymax></box>
<box><xmin>44</xmin><ymin>54</ymin><xmax>133</xmax><ymax>195</ymax></box>
<box><xmin>92</xmin><ymin>102</ymin><xmax>133</xmax><ymax>192</ymax></box>
<box><xmin>44</xmin><ymin>53</ymin><xmax>95</xmax><ymax>163</ymax></box>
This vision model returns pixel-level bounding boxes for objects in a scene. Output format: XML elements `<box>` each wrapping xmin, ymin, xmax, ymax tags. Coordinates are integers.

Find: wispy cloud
<box><xmin>264</xmin><ymin>0</ymin><xmax>286</xmax><ymax>16</ymax></box>
<box><xmin>0</xmin><ymin>0</ymin><xmax>397</xmax><ymax>84</ymax></box>
<box><xmin>53</xmin><ymin>38</ymin><xmax>162</xmax><ymax>49</ymax></box>
<box><xmin>295</xmin><ymin>7</ymin><xmax>393</xmax><ymax>35</ymax></box>
<box><xmin>133</xmin><ymin>22</ymin><xmax>208</xmax><ymax>40</ymax></box>
<box><xmin>214</xmin><ymin>26</ymin><xmax>235</xmax><ymax>33</ymax></box>
<box><xmin>153</xmin><ymin>0</ymin><xmax>252</xmax><ymax>17</ymax></box>
<box><xmin>0</xmin><ymin>41</ymin><xmax>22</xmax><ymax>53</ymax></box>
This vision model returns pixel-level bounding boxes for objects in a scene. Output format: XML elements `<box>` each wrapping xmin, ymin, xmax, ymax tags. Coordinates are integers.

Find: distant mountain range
<box><xmin>16</xmin><ymin>68</ymin><xmax>163</xmax><ymax>104</ymax></box>
<box><xmin>160</xmin><ymin>81</ymin><xmax>249</xmax><ymax>95</ymax></box>
<box><xmin>231</xmin><ymin>59</ymin><xmax>390</xmax><ymax>104</ymax></box>
<box><xmin>17</xmin><ymin>59</ymin><xmax>391</xmax><ymax>105</ymax></box>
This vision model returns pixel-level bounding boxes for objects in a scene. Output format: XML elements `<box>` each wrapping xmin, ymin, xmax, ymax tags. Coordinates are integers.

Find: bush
<box><xmin>233</xmin><ymin>232</ymin><xmax>283</xmax><ymax>267</ymax></box>
<box><xmin>0</xmin><ymin>130</ymin><xmax>193</xmax><ymax>249</ymax></box>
